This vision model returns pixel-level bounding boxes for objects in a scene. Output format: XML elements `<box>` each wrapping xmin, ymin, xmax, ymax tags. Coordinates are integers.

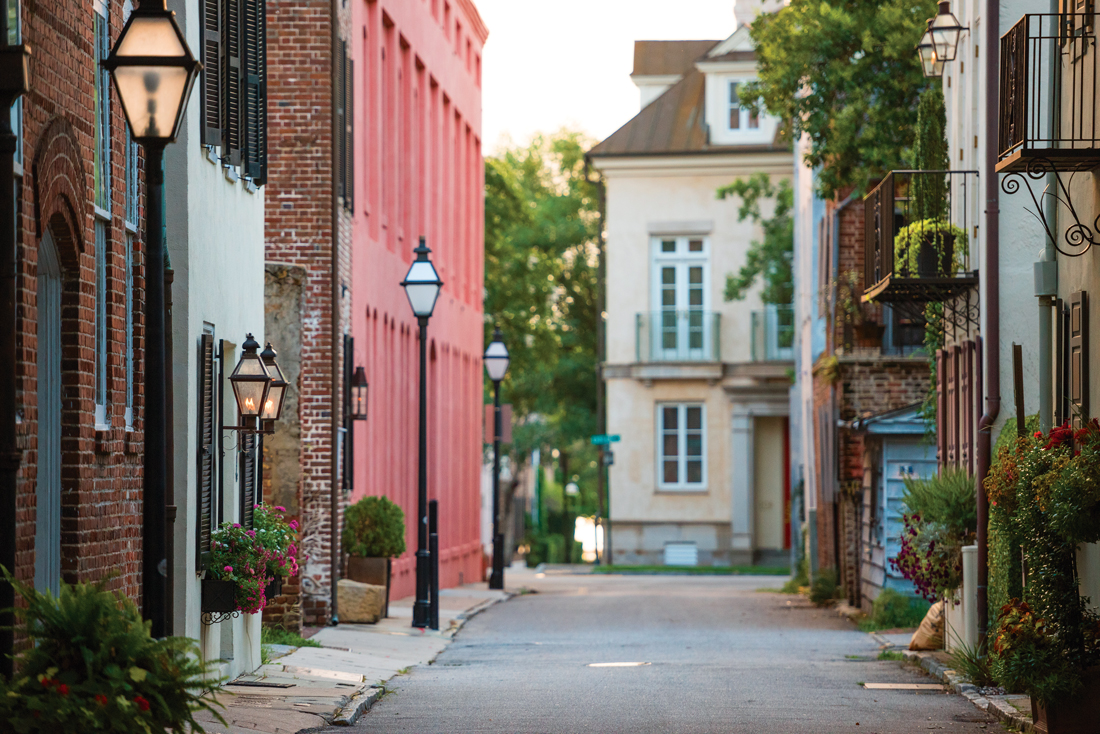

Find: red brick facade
<box><xmin>13</xmin><ymin>0</ymin><xmax>145</xmax><ymax>601</ymax></box>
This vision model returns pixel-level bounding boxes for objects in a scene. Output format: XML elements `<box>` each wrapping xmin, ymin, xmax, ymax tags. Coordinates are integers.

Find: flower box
<box><xmin>201</xmin><ymin>579</ymin><xmax>237</xmax><ymax>613</ymax></box>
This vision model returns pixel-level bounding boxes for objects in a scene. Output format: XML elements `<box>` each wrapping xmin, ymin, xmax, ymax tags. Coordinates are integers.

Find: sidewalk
<box><xmin>192</xmin><ymin>584</ymin><xmax>513</xmax><ymax>734</ymax></box>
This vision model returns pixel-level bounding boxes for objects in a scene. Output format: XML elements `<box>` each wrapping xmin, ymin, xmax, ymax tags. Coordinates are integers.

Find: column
<box><xmin>730</xmin><ymin>410</ymin><xmax>754</xmax><ymax>562</ymax></box>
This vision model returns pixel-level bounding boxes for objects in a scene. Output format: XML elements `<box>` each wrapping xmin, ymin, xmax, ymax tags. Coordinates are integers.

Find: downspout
<box><xmin>1036</xmin><ymin>0</ymin><xmax>1060</xmax><ymax>434</ymax></box>
<box><xmin>976</xmin><ymin>0</ymin><xmax>1001</xmax><ymax>643</ymax></box>
<box><xmin>329</xmin><ymin>0</ymin><xmax>341</xmax><ymax>625</ymax></box>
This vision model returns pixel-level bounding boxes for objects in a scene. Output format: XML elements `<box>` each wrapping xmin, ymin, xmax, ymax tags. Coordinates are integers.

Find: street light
<box><xmin>104</xmin><ymin>0</ymin><xmax>200</xmax><ymax>640</ymax></box>
<box><xmin>260</xmin><ymin>342</ymin><xmax>289</xmax><ymax>427</ymax></box>
<box><xmin>350</xmin><ymin>366</ymin><xmax>369</xmax><ymax>421</ymax></box>
<box><xmin>483</xmin><ymin>327</ymin><xmax>509</xmax><ymax>590</ymax></box>
<box><xmin>928</xmin><ymin>1</ymin><xmax>964</xmax><ymax>63</ymax></box>
<box><xmin>401</xmin><ymin>238</ymin><xmax>443</xmax><ymax>628</ymax></box>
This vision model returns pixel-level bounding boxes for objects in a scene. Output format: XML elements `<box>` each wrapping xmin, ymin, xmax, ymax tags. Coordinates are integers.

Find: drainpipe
<box><xmin>1036</xmin><ymin>0</ymin><xmax>1060</xmax><ymax>434</ymax></box>
<box><xmin>976</xmin><ymin>0</ymin><xmax>1001</xmax><ymax>644</ymax></box>
<box><xmin>330</xmin><ymin>0</ymin><xmax>342</xmax><ymax>626</ymax></box>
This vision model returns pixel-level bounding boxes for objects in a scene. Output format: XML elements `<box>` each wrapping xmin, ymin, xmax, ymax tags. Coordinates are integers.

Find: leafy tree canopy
<box><xmin>740</xmin><ymin>0</ymin><xmax>936</xmax><ymax>199</ymax></box>
<box><xmin>483</xmin><ymin>130</ymin><xmax>600</xmax><ymax>461</ymax></box>
<box><xmin>718</xmin><ymin>173</ymin><xmax>794</xmax><ymax>305</ymax></box>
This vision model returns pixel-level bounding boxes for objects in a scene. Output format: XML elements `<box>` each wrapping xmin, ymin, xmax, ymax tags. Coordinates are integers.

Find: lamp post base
<box><xmin>413</xmin><ymin>548</ymin><xmax>431</xmax><ymax>628</ymax></box>
<box><xmin>489</xmin><ymin>533</ymin><xmax>504</xmax><ymax>590</ymax></box>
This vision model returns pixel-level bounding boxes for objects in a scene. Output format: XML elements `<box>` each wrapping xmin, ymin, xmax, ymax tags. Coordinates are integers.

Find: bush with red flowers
<box><xmin>0</xmin><ymin>567</ymin><xmax>224</xmax><ymax>733</ymax></box>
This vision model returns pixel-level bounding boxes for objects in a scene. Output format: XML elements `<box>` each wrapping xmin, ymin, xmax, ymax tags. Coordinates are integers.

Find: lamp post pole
<box><xmin>489</xmin><ymin>377</ymin><xmax>504</xmax><ymax>589</ymax></box>
<box><xmin>413</xmin><ymin>314</ymin><xmax>431</xmax><ymax>628</ymax></box>
<box><xmin>143</xmin><ymin>143</ymin><xmax>168</xmax><ymax>639</ymax></box>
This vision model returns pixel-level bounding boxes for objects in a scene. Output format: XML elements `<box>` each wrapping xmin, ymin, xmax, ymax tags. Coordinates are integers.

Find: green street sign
<box><xmin>590</xmin><ymin>434</ymin><xmax>621</xmax><ymax>446</ymax></box>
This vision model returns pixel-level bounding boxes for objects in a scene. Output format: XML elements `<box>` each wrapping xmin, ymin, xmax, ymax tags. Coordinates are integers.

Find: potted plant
<box><xmin>253</xmin><ymin>503</ymin><xmax>300</xmax><ymax>602</ymax></box>
<box><xmin>205</xmin><ymin>521</ymin><xmax>270</xmax><ymax>615</ymax></box>
<box><xmin>893</xmin><ymin>219</ymin><xmax>966</xmax><ymax>278</ymax></box>
<box><xmin>0</xmin><ymin>567</ymin><xmax>225</xmax><ymax>733</ymax></box>
<box><xmin>343</xmin><ymin>495</ymin><xmax>406</xmax><ymax>617</ymax></box>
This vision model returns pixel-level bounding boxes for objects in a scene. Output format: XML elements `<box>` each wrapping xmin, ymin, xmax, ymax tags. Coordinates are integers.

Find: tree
<box><xmin>717</xmin><ymin>174</ymin><xmax>794</xmax><ymax>306</ymax></box>
<box><xmin>740</xmin><ymin>0</ymin><xmax>937</xmax><ymax>199</ymax></box>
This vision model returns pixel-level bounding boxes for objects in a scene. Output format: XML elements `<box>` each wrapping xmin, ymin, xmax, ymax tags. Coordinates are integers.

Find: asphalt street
<box><xmin>325</xmin><ymin>572</ymin><xmax>1003</xmax><ymax>733</ymax></box>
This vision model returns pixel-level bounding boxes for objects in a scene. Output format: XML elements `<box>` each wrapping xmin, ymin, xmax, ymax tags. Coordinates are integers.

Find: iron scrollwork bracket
<box><xmin>1000</xmin><ymin>157</ymin><xmax>1099</xmax><ymax>257</ymax></box>
<box><xmin>201</xmin><ymin>610</ymin><xmax>242</xmax><ymax>625</ymax></box>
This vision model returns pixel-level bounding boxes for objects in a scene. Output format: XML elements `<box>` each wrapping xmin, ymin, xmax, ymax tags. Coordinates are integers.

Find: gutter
<box><xmin>975</xmin><ymin>0</ymin><xmax>1001</xmax><ymax>643</ymax></box>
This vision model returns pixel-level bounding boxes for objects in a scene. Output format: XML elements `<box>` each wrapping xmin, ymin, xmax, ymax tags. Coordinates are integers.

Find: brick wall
<box><xmin>14</xmin><ymin>0</ymin><xmax>145</xmax><ymax>607</ymax></box>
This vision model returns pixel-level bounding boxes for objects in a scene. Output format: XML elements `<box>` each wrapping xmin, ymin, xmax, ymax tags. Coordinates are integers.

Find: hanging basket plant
<box><xmin>893</xmin><ymin>218</ymin><xmax>967</xmax><ymax>278</ymax></box>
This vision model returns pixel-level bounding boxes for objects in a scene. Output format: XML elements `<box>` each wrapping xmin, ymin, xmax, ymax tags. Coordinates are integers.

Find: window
<box><xmin>658</xmin><ymin>404</ymin><xmax>706</xmax><ymax>490</ymax></box>
<box><xmin>728</xmin><ymin>80</ymin><xmax>759</xmax><ymax>131</ymax></box>
<box><xmin>94</xmin><ymin>7</ymin><xmax>110</xmax><ymax>209</ymax></box>
<box><xmin>652</xmin><ymin>236</ymin><xmax>710</xmax><ymax>360</ymax></box>
<box><xmin>124</xmin><ymin>233</ymin><xmax>134</xmax><ymax>427</ymax></box>
<box><xmin>200</xmin><ymin>0</ymin><xmax>268</xmax><ymax>184</ymax></box>
<box><xmin>95</xmin><ymin>220</ymin><xmax>108</xmax><ymax>427</ymax></box>
<box><xmin>125</xmin><ymin>126</ymin><xmax>137</xmax><ymax>225</ymax></box>
<box><xmin>8</xmin><ymin>0</ymin><xmax>21</xmax><ymax>171</ymax></box>
<box><xmin>336</xmin><ymin>40</ymin><xmax>353</xmax><ymax>209</ymax></box>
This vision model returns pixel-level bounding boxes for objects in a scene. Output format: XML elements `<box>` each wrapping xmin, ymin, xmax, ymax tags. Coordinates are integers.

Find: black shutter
<box><xmin>335</xmin><ymin>39</ymin><xmax>347</xmax><ymax>202</ymax></box>
<box><xmin>242</xmin><ymin>0</ymin><xmax>267</xmax><ymax>183</ymax></box>
<box><xmin>201</xmin><ymin>0</ymin><xmax>222</xmax><ymax>145</ymax></box>
<box><xmin>240</xmin><ymin>432</ymin><xmax>256</xmax><ymax>529</ymax></box>
<box><xmin>345</xmin><ymin>54</ymin><xmax>354</xmax><ymax>210</ymax></box>
<box><xmin>223</xmin><ymin>0</ymin><xmax>242</xmax><ymax>166</ymax></box>
<box><xmin>197</xmin><ymin>335</ymin><xmax>216</xmax><ymax>565</ymax></box>
<box><xmin>343</xmin><ymin>335</ymin><xmax>353</xmax><ymax>492</ymax></box>
<box><xmin>1070</xmin><ymin>291</ymin><xmax>1088</xmax><ymax>428</ymax></box>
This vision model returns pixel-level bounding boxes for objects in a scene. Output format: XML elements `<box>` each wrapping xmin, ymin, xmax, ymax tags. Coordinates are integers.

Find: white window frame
<box><xmin>94</xmin><ymin>215</ymin><xmax>109</xmax><ymax>429</ymax></box>
<box><xmin>124</xmin><ymin>232</ymin><xmax>134</xmax><ymax>429</ymax></box>
<box><xmin>93</xmin><ymin>5</ymin><xmax>110</xmax><ymax>210</ymax></box>
<box><xmin>656</xmin><ymin>402</ymin><xmax>707</xmax><ymax>491</ymax></box>
<box><xmin>728</xmin><ymin>80</ymin><xmax>759</xmax><ymax>132</ymax></box>
<box><xmin>651</xmin><ymin>236</ymin><xmax>711</xmax><ymax>361</ymax></box>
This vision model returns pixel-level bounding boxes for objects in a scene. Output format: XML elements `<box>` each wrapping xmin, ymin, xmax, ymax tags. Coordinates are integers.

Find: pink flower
<box><xmin>232</xmin><ymin>523</ymin><xmax>241</xmax><ymax>528</ymax></box>
<box><xmin>275</xmin><ymin>506</ymin><xmax>286</xmax><ymax>512</ymax></box>
<box><xmin>224</xmin><ymin>565</ymin><xmax>233</xmax><ymax>573</ymax></box>
<box><xmin>247</xmin><ymin>530</ymin><xmax>256</xmax><ymax>537</ymax></box>
<box><xmin>289</xmin><ymin>520</ymin><xmax>299</xmax><ymax>530</ymax></box>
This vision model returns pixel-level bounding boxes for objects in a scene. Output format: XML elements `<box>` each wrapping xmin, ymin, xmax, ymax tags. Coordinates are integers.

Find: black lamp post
<box><xmin>483</xmin><ymin>327</ymin><xmax>509</xmax><ymax>590</ymax></box>
<box><xmin>104</xmin><ymin>0</ymin><xmax>199</xmax><ymax>639</ymax></box>
<box><xmin>401</xmin><ymin>237</ymin><xmax>442</xmax><ymax>629</ymax></box>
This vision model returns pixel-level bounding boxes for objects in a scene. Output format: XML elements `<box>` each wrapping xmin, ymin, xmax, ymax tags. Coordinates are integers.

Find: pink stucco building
<box><xmin>349</xmin><ymin>0</ymin><xmax>488</xmax><ymax>600</ymax></box>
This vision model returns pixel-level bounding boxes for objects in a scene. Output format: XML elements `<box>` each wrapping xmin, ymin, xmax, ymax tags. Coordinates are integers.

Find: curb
<box><xmin>899</xmin><ymin>649</ymin><xmax>1036</xmax><ymax>733</ymax></box>
<box><xmin>329</xmin><ymin>684</ymin><xmax>384</xmax><ymax>726</ymax></box>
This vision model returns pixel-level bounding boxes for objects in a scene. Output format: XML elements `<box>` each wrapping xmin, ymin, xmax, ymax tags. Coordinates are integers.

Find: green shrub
<box><xmin>525</xmin><ymin>534</ymin><xmax>565</xmax><ymax>567</ymax></box>
<box><xmin>0</xmin><ymin>568</ymin><xmax>224</xmax><ymax>734</ymax></box>
<box><xmin>948</xmin><ymin>640</ymin><xmax>995</xmax><ymax>688</ymax></box>
<box><xmin>343</xmin><ymin>496</ymin><xmax>406</xmax><ymax>558</ymax></box>
<box><xmin>871</xmin><ymin>588</ymin><xmax>930</xmax><ymax>629</ymax></box>
<box><xmin>809</xmin><ymin>569</ymin><xmax>839</xmax><ymax>606</ymax></box>
<box><xmin>902</xmin><ymin>467</ymin><xmax>976</xmax><ymax>536</ymax></box>
<box><xmin>260</xmin><ymin>627</ymin><xmax>321</xmax><ymax>649</ymax></box>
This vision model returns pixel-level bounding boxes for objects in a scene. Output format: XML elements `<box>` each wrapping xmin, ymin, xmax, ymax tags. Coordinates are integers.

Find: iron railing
<box><xmin>635</xmin><ymin>310</ymin><xmax>721</xmax><ymax>363</ymax></box>
<box><xmin>863</xmin><ymin>170</ymin><xmax>979</xmax><ymax>305</ymax></box>
<box><xmin>751</xmin><ymin>305</ymin><xmax>794</xmax><ymax>362</ymax></box>
<box><xmin>998</xmin><ymin>13</ymin><xmax>1100</xmax><ymax>171</ymax></box>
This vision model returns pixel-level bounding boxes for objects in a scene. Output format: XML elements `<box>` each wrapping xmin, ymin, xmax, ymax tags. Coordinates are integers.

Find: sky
<box><xmin>474</xmin><ymin>1</ymin><xmax>742</xmax><ymax>154</ymax></box>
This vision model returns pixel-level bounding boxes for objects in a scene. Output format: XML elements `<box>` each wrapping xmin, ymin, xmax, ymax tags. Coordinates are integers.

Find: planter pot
<box><xmin>264</xmin><ymin>576</ymin><xmax>284</xmax><ymax>602</ymax></box>
<box><xmin>916</xmin><ymin>230</ymin><xmax>955</xmax><ymax>277</ymax></box>
<box><xmin>346</xmin><ymin>555</ymin><xmax>390</xmax><ymax>619</ymax></box>
<box><xmin>201</xmin><ymin>579</ymin><xmax>237</xmax><ymax>613</ymax></box>
<box><xmin>1032</xmin><ymin>667</ymin><xmax>1100</xmax><ymax>734</ymax></box>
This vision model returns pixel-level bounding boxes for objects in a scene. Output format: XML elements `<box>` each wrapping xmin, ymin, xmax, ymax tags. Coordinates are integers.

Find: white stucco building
<box><xmin>589</xmin><ymin>25</ymin><xmax>795</xmax><ymax>567</ymax></box>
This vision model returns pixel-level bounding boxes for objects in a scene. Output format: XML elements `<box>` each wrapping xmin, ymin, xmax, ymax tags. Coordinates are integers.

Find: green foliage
<box><xmin>343</xmin><ymin>496</ymin><xmax>406</xmax><ymax>559</ymax></box>
<box><xmin>948</xmin><ymin>640</ymin><xmax>995</xmax><ymax>688</ymax></box>
<box><xmin>877</xmin><ymin>649</ymin><xmax>906</xmax><ymax>661</ymax></box>
<box><xmin>0</xmin><ymin>568</ymin><xmax>224</xmax><ymax>734</ymax></box>
<box><xmin>716</xmin><ymin>174</ymin><xmax>794</xmax><ymax>305</ymax></box>
<box><xmin>259</xmin><ymin>627</ymin><xmax>321</xmax><ymax>649</ymax></box>
<box><xmin>524</xmin><ymin>533</ymin><xmax>565</xmax><ymax>568</ymax></box>
<box><xmin>809</xmin><ymin>568</ymin><xmax>839</xmax><ymax>606</ymax></box>
<box><xmin>991</xmin><ymin>600</ymin><xmax>1090</xmax><ymax>704</ymax></box>
<box><xmin>909</xmin><ymin>86</ymin><xmax>949</xmax><ymax>220</ymax></box>
<box><xmin>741</xmin><ymin>0</ymin><xmax>937</xmax><ymax>198</ymax></box>
<box><xmin>483</xmin><ymin>131</ymin><xmax>600</xmax><ymax>459</ymax></box>
<box><xmin>902</xmin><ymin>467</ymin><xmax>977</xmax><ymax>537</ymax></box>
<box><xmin>919</xmin><ymin>301</ymin><xmax>944</xmax><ymax>431</ymax></box>
<box><xmin>893</xmin><ymin>219</ymin><xmax>967</xmax><ymax>276</ymax></box>
<box><xmin>208</xmin><ymin>521</ymin><xmax>270</xmax><ymax>614</ymax></box>
<box><xmin>871</xmin><ymin>588</ymin><xmax>931</xmax><ymax>630</ymax></box>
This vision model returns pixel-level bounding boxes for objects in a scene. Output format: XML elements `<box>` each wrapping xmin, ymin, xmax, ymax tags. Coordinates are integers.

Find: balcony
<box><xmin>998</xmin><ymin>14</ymin><xmax>1100</xmax><ymax>173</ymax></box>
<box><xmin>862</xmin><ymin>170</ymin><xmax>979</xmax><ymax>317</ymax></box>
<box><xmin>751</xmin><ymin>305</ymin><xmax>793</xmax><ymax>362</ymax></box>
<box><xmin>635</xmin><ymin>310</ymin><xmax>721</xmax><ymax>362</ymax></box>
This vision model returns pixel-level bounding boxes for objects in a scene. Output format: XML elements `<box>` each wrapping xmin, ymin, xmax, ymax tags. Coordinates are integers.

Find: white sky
<box><xmin>475</xmin><ymin>1</ymin><xmax>741</xmax><ymax>154</ymax></box>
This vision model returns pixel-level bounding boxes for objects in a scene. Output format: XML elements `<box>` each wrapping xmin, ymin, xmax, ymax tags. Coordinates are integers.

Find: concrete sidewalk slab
<box><xmin>191</xmin><ymin>584</ymin><xmax>510</xmax><ymax>734</ymax></box>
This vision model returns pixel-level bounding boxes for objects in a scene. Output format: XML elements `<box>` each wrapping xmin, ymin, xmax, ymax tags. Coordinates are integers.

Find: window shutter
<box><xmin>223</xmin><ymin>0</ymin><xmax>242</xmax><ymax>166</ymax></box>
<box><xmin>1070</xmin><ymin>291</ymin><xmax>1088</xmax><ymax>428</ymax></box>
<box><xmin>343</xmin><ymin>335</ymin><xmax>354</xmax><ymax>491</ymax></box>
<box><xmin>197</xmin><ymin>335</ymin><xmax>216</xmax><ymax>565</ymax></box>
<box><xmin>200</xmin><ymin>0</ymin><xmax>221</xmax><ymax>146</ymax></box>
<box><xmin>242</xmin><ymin>0</ymin><xmax>267</xmax><ymax>183</ymax></box>
<box><xmin>240</xmin><ymin>432</ymin><xmax>256</xmax><ymax>529</ymax></box>
<box><xmin>335</xmin><ymin>39</ymin><xmax>346</xmax><ymax>202</ymax></box>
<box><xmin>345</xmin><ymin>54</ymin><xmax>354</xmax><ymax>210</ymax></box>
<box><xmin>946</xmin><ymin>347</ymin><xmax>958</xmax><ymax>466</ymax></box>
<box><xmin>936</xmin><ymin>349</ymin><xmax>946</xmax><ymax>468</ymax></box>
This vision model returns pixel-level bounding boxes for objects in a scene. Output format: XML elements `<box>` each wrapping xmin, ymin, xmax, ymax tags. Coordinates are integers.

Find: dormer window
<box><xmin>728</xmin><ymin>81</ymin><xmax>758</xmax><ymax>131</ymax></box>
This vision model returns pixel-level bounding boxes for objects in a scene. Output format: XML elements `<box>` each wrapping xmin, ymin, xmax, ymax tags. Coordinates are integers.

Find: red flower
<box><xmin>1035</xmin><ymin>431</ymin><xmax>1044</xmax><ymax>438</ymax></box>
<box><xmin>134</xmin><ymin>695</ymin><xmax>150</xmax><ymax>712</ymax></box>
<box><xmin>95</xmin><ymin>694</ymin><xmax>109</xmax><ymax>707</ymax></box>
<box><xmin>55</xmin><ymin>683</ymin><xmax>69</xmax><ymax>696</ymax></box>
<box><xmin>40</xmin><ymin>677</ymin><xmax>51</xmax><ymax>688</ymax></box>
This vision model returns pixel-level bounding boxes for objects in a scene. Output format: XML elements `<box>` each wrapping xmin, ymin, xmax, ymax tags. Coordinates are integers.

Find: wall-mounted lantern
<box><xmin>917</xmin><ymin>28</ymin><xmax>944</xmax><ymax>78</ymax></box>
<box><xmin>228</xmin><ymin>333</ymin><xmax>270</xmax><ymax>429</ymax></box>
<box><xmin>916</xmin><ymin>2</ymin><xmax>966</xmax><ymax>79</ymax></box>
<box><xmin>350</xmin><ymin>366</ymin><xmax>369</xmax><ymax>421</ymax></box>
<box><xmin>260</xmin><ymin>342</ymin><xmax>288</xmax><ymax>430</ymax></box>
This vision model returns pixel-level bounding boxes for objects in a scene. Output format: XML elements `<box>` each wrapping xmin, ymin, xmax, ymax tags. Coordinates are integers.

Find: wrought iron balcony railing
<box><xmin>635</xmin><ymin>310</ymin><xmax>721</xmax><ymax>363</ymax></box>
<box><xmin>998</xmin><ymin>13</ymin><xmax>1100</xmax><ymax>173</ymax></box>
<box><xmin>862</xmin><ymin>170</ymin><xmax>979</xmax><ymax>316</ymax></box>
<box><xmin>751</xmin><ymin>305</ymin><xmax>794</xmax><ymax>362</ymax></box>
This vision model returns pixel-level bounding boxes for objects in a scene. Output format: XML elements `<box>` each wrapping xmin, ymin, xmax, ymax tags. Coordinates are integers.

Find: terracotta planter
<box><xmin>201</xmin><ymin>579</ymin><xmax>237</xmax><ymax>613</ymax></box>
<box><xmin>345</xmin><ymin>556</ymin><xmax>390</xmax><ymax>618</ymax></box>
<box><xmin>1031</xmin><ymin>667</ymin><xmax>1100</xmax><ymax>734</ymax></box>
<box><xmin>264</xmin><ymin>576</ymin><xmax>283</xmax><ymax>601</ymax></box>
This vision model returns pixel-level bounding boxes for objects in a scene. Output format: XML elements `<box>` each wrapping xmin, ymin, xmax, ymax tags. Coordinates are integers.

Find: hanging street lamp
<box><xmin>350</xmin><ymin>366</ymin><xmax>369</xmax><ymax>421</ymax></box>
<box><xmin>104</xmin><ymin>0</ymin><xmax>200</xmax><ymax>640</ymax></box>
<box><xmin>483</xmin><ymin>327</ymin><xmax>509</xmax><ymax>590</ymax></box>
<box><xmin>401</xmin><ymin>238</ymin><xmax>443</xmax><ymax>629</ymax></box>
<box><xmin>260</xmin><ymin>342</ymin><xmax>289</xmax><ymax>429</ymax></box>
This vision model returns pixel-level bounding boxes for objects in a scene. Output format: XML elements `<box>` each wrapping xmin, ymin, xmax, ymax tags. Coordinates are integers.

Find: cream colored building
<box><xmin>589</xmin><ymin>27</ymin><xmax>794</xmax><ymax>567</ymax></box>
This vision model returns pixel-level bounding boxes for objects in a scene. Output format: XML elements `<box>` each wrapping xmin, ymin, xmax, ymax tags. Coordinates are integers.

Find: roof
<box><xmin>847</xmin><ymin>403</ymin><xmax>928</xmax><ymax>435</ymax></box>
<box><xmin>631</xmin><ymin>40</ymin><xmax>720</xmax><ymax>77</ymax></box>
